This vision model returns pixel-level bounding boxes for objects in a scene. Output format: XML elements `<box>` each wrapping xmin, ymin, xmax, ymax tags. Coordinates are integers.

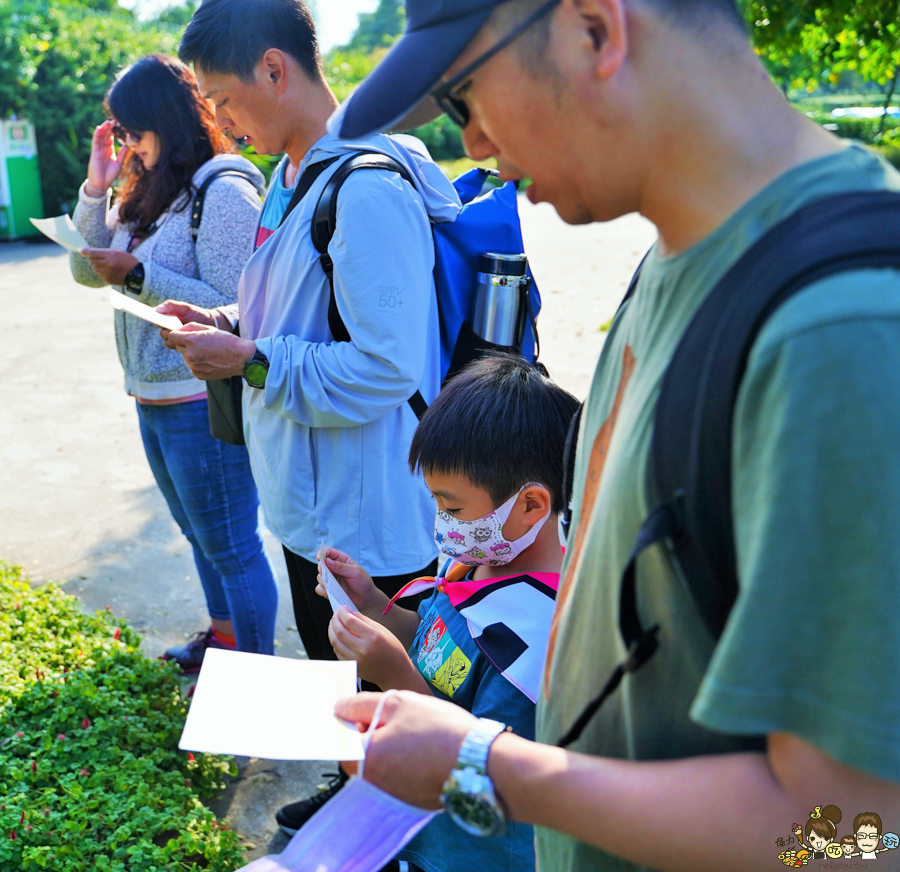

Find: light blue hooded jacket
<box><xmin>236</xmin><ymin>132</ymin><xmax>461</xmax><ymax>574</ymax></box>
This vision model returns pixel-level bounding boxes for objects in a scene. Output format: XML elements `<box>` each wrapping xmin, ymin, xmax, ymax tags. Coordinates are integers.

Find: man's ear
<box><xmin>568</xmin><ymin>0</ymin><xmax>628</xmax><ymax>81</ymax></box>
<box><xmin>258</xmin><ymin>48</ymin><xmax>289</xmax><ymax>93</ymax></box>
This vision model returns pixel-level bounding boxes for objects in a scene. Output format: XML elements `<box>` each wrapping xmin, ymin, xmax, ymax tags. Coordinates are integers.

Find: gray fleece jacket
<box><xmin>70</xmin><ymin>154</ymin><xmax>265</xmax><ymax>400</ymax></box>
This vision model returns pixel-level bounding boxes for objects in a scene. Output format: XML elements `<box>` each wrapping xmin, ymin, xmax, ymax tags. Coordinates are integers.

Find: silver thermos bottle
<box><xmin>471</xmin><ymin>252</ymin><xmax>530</xmax><ymax>347</ymax></box>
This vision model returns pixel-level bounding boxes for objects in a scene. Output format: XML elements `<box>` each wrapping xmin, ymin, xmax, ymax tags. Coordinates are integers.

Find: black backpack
<box><xmin>558</xmin><ymin>190</ymin><xmax>900</xmax><ymax>748</ymax></box>
<box><xmin>189</xmin><ymin>167</ymin><xmax>264</xmax><ymax>240</ymax></box>
<box><xmin>190</xmin><ymin>168</ymin><xmax>266</xmax><ymax>446</ymax></box>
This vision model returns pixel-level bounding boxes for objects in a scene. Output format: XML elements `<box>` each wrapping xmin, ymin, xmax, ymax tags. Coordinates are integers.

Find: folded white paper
<box><xmin>109</xmin><ymin>289</ymin><xmax>183</xmax><ymax>330</ymax></box>
<box><xmin>30</xmin><ymin>215</ymin><xmax>89</xmax><ymax>253</ymax></box>
<box><xmin>179</xmin><ymin>650</ymin><xmax>364</xmax><ymax>760</ymax></box>
<box><xmin>319</xmin><ymin>550</ymin><xmax>359</xmax><ymax>614</ymax></box>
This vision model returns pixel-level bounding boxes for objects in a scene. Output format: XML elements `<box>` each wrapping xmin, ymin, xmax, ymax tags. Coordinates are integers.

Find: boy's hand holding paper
<box><xmin>329</xmin><ymin>608</ymin><xmax>429</xmax><ymax>692</ymax></box>
<box><xmin>316</xmin><ymin>547</ymin><xmax>365</xmax><ymax>614</ymax></box>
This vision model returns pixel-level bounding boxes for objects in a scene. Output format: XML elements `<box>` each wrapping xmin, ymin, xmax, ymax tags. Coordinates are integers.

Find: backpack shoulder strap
<box><xmin>558</xmin><ymin>190</ymin><xmax>900</xmax><ymax>748</ymax></box>
<box><xmin>654</xmin><ymin>189</ymin><xmax>900</xmax><ymax>641</ymax></box>
<box><xmin>278</xmin><ymin>156</ymin><xmax>342</xmax><ymax>230</ymax></box>
<box><xmin>190</xmin><ymin>168</ymin><xmax>264</xmax><ymax>241</ymax></box>
<box><xmin>310</xmin><ymin>151</ymin><xmax>414</xmax><ymax>339</ymax></box>
<box><xmin>310</xmin><ymin>151</ymin><xmax>427</xmax><ymax>419</ymax></box>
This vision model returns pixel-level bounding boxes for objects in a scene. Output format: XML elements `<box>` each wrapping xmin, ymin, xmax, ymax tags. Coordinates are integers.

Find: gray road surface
<box><xmin>0</xmin><ymin>198</ymin><xmax>656</xmax><ymax>859</ymax></box>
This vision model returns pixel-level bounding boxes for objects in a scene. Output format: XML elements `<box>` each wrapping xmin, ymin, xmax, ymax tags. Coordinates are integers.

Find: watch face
<box><xmin>442</xmin><ymin>770</ymin><xmax>505</xmax><ymax>837</ymax></box>
<box><xmin>244</xmin><ymin>361</ymin><xmax>268</xmax><ymax>387</ymax></box>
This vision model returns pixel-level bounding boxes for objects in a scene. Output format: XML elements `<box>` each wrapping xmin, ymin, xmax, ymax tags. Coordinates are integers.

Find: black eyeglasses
<box><xmin>112</xmin><ymin>123</ymin><xmax>143</xmax><ymax>145</ymax></box>
<box><xmin>430</xmin><ymin>0</ymin><xmax>562</xmax><ymax>128</ymax></box>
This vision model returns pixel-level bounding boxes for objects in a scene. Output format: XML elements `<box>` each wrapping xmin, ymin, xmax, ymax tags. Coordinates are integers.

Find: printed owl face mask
<box><xmin>433</xmin><ymin>483</ymin><xmax>551</xmax><ymax>566</ymax></box>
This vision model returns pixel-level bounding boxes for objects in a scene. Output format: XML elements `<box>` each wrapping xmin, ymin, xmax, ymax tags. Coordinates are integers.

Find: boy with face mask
<box><xmin>314</xmin><ymin>353</ymin><xmax>579</xmax><ymax>872</ymax></box>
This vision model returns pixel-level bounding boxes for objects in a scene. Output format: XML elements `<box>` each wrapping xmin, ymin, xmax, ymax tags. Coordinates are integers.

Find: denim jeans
<box><xmin>136</xmin><ymin>399</ymin><xmax>278</xmax><ymax>655</ymax></box>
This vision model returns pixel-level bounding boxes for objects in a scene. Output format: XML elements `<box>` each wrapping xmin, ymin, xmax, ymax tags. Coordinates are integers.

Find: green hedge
<box><xmin>806</xmin><ymin>111</ymin><xmax>900</xmax><ymax>144</ymax></box>
<box><xmin>0</xmin><ymin>562</ymin><xmax>245</xmax><ymax>872</ymax></box>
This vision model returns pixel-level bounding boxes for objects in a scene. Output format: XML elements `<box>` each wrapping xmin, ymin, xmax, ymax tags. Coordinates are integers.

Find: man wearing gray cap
<box><xmin>333</xmin><ymin>0</ymin><xmax>900</xmax><ymax>870</ymax></box>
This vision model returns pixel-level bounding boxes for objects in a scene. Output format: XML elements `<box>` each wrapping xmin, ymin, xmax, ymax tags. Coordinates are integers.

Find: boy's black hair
<box><xmin>179</xmin><ymin>0</ymin><xmax>320</xmax><ymax>82</ymax></box>
<box><xmin>409</xmin><ymin>353</ymin><xmax>581</xmax><ymax>514</ymax></box>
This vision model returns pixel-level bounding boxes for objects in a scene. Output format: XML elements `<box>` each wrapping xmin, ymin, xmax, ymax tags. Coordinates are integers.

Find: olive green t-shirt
<box><xmin>536</xmin><ymin>145</ymin><xmax>900</xmax><ymax>872</ymax></box>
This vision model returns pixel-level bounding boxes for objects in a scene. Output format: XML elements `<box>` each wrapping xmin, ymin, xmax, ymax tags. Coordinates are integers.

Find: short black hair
<box><xmin>647</xmin><ymin>0</ymin><xmax>743</xmax><ymax>28</ymax></box>
<box><xmin>409</xmin><ymin>353</ymin><xmax>580</xmax><ymax>513</ymax></box>
<box><xmin>493</xmin><ymin>0</ymin><xmax>744</xmax><ymax>58</ymax></box>
<box><xmin>179</xmin><ymin>0</ymin><xmax>320</xmax><ymax>82</ymax></box>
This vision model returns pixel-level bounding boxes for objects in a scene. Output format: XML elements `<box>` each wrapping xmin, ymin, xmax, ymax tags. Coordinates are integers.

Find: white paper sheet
<box><xmin>318</xmin><ymin>548</ymin><xmax>359</xmax><ymax>614</ymax></box>
<box><xmin>109</xmin><ymin>289</ymin><xmax>183</xmax><ymax>330</ymax></box>
<box><xmin>179</xmin><ymin>650</ymin><xmax>364</xmax><ymax>760</ymax></box>
<box><xmin>29</xmin><ymin>215</ymin><xmax>90</xmax><ymax>253</ymax></box>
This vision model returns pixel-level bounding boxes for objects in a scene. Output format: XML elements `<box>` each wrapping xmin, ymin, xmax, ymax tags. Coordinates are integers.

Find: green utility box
<box><xmin>0</xmin><ymin>118</ymin><xmax>44</xmax><ymax>239</ymax></box>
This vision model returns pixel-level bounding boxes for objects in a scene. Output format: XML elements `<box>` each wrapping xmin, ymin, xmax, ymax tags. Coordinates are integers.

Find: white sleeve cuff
<box><xmin>78</xmin><ymin>180</ymin><xmax>110</xmax><ymax>205</ymax></box>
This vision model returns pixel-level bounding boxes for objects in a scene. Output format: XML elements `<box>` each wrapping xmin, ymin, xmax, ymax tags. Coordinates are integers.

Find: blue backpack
<box><xmin>291</xmin><ymin>152</ymin><xmax>542</xmax><ymax>418</ymax></box>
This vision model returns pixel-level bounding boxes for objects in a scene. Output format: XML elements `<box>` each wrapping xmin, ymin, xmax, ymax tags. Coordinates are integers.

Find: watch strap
<box><xmin>243</xmin><ymin>349</ymin><xmax>270</xmax><ymax>388</ymax></box>
<box><xmin>124</xmin><ymin>262</ymin><xmax>145</xmax><ymax>294</ymax></box>
<box><xmin>456</xmin><ymin>718</ymin><xmax>506</xmax><ymax>776</ymax></box>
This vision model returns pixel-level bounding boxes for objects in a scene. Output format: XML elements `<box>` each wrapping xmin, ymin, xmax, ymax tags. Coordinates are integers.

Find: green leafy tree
<box><xmin>342</xmin><ymin>0</ymin><xmax>404</xmax><ymax>53</ymax></box>
<box><xmin>0</xmin><ymin>0</ymin><xmax>180</xmax><ymax>215</ymax></box>
<box><xmin>156</xmin><ymin>0</ymin><xmax>198</xmax><ymax>28</ymax></box>
<box><xmin>743</xmin><ymin>0</ymin><xmax>900</xmax><ymax>119</ymax></box>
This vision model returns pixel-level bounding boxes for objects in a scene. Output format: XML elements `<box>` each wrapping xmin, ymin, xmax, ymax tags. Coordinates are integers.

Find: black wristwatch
<box><xmin>123</xmin><ymin>262</ymin><xmax>145</xmax><ymax>294</ymax></box>
<box><xmin>243</xmin><ymin>349</ymin><xmax>269</xmax><ymax>389</ymax></box>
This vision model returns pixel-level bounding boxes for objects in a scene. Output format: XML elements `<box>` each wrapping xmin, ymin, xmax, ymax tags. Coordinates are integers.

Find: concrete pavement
<box><xmin>0</xmin><ymin>199</ymin><xmax>655</xmax><ymax>860</ymax></box>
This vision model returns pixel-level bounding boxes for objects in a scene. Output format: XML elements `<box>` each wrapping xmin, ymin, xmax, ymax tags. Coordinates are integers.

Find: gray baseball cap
<box><xmin>331</xmin><ymin>0</ymin><xmax>506</xmax><ymax>140</ymax></box>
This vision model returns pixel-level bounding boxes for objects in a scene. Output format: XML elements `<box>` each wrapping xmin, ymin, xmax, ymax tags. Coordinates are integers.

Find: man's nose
<box><xmin>215</xmin><ymin>108</ymin><xmax>232</xmax><ymax>131</ymax></box>
<box><xmin>461</xmin><ymin>115</ymin><xmax>499</xmax><ymax>163</ymax></box>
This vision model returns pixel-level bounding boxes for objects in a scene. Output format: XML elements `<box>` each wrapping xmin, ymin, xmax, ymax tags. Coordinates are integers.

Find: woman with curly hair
<box><xmin>70</xmin><ymin>54</ymin><xmax>278</xmax><ymax>669</ymax></box>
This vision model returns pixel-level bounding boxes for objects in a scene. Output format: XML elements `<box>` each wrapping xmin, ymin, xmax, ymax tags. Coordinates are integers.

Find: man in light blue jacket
<box><xmin>161</xmin><ymin>0</ymin><xmax>460</xmax><ymax>830</ymax></box>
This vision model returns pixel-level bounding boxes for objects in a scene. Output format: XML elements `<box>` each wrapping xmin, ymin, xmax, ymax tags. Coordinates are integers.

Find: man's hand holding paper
<box><xmin>334</xmin><ymin>690</ymin><xmax>479</xmax><ymax>808</ymax></box>
<box><xmin>157</xmin><ymin>299</ymin><xmax>226</xmax><ymax>331</ymax></box>
<box><xmin>161</xmin><ymin>320</ymin><xmax>256</xmax><ymax>380</ymax></box>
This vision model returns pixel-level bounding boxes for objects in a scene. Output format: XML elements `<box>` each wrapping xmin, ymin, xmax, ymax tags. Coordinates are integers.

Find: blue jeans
<box><xmin>137</xmin><ymin>399</ymin><xmax>278</xmax><ymax>655</ymax></box>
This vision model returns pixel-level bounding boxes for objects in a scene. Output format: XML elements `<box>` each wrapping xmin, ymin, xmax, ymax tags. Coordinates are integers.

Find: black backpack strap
<box><xmin>557</xmin><ymin>190</ymin><xmax>900</xmax><ymax>748</ymax></box>
<box><xmin>278</xmin><ymin>156</ymin><xmax>342</xmax><ymax>230</ymax></box>
<box><xmin>560</xmin><ymin>403</ymin><xmax>583</xmax><ymax>542</ymax></box>
<box><xmin>557</xmin><ymin>501</ymin><xmax>672</xmax><ymax>748</ymax></box>
<box><xmin>654</xmin><ymin>190</ymin><xmax>900</xmax><ymax>640</ymax></box>
<box><xmin>310</xmin><ymin>152</ymin><xmax>427</xmax><ymax>420</ymax></box>
<box><xmin>191</xmin><ymin>169</ymin><xmax>264</xmax><ymax>241</ymax></box>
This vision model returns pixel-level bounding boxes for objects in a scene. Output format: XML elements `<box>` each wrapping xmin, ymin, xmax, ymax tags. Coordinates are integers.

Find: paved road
<box><xmin>0</xmin><ymin>198</ymin><xmax>655</xmax><ymax>858</ymax></box>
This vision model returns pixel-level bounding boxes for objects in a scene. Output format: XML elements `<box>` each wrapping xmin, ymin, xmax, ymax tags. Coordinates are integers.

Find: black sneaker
<box><xmin>275</xmin><ymin>771</ymin><xmax>348</xmax><ymax>835</ymax></box>
<box><xmin>160</xmin><ymin>627</ymin><xmax>233</xmax><ymax>674</ymax></box>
